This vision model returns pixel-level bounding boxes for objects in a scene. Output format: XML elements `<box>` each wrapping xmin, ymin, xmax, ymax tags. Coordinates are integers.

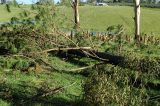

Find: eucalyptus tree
<box><xmin>134</xmin><ymin>0</ymin><xmax>141</xmax><ymax>41</ymax></box>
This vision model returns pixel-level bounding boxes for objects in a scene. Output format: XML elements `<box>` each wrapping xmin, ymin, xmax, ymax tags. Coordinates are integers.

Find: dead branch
<box><xmin>35</xmin><ymin>47</ymin><xmax>92</xmax><ymax>53</ymax></box>
<box><xmin>40</xmin><ymin>86</ymin><xmax>64</xmax><ymax>98</ymax></box>
<box><xmin>69</xmin><ymin>65</ymin><xmax>94</xmax><ymax>72</ymax></box>
<box><xmin>38</xmin><ymin>82</ymin><xmax>77</xmax><ymax>98</ymax></box>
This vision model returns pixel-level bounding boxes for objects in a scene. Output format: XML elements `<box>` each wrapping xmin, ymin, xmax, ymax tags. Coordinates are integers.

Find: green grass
<box><xmin>0</xmin><ymin>5</ymin><xmax>22</xmax><ymax>22</ymax></box>
<box><xmin>0</xmin><ymin>5</ymin><xmax>160</xmax><ymax>35</ymax></box>
<box><xmin>0</xmin><ymin>55</ymin><xmax>91</xmax><ymax>105</ymax></box>
<box><xmin>0</xmin><ymin>70</ymin><xmax>85</xmax><ymax>105</ymax></box>
<box><xmin>59</xmin><ymin>6</ymin><xmax>160</xmax><ymax>35</ymax></box>
<box><xmin>49</xmin><ymin>56</ymin><xmax>99</xmax><ymax>72</ymax></box>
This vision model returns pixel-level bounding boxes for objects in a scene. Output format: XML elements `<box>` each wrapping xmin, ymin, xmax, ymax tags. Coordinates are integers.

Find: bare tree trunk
<box><xmin>72</xmin><ymin>0</ymin><xmax>80</xmax><ymax>30</ymax></box>
<box><xmin>134</xmin><ymin>0</ymin><xmax>141</xmax><ymax>41</ymax></box>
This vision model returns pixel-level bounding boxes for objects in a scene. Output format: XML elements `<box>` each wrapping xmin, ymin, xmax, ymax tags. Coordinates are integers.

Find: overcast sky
<box><xmin>16</xmin><ymin>0</ymin><xmax>60</xmax><ymax>4</ymax></box>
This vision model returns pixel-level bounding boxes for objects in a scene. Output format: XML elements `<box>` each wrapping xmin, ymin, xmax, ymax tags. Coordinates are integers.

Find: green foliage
<box><xmin>0</xmin><ymin>25</ymin><xmax>36</xmax><ymax>54</ymax></box>
<box><xmin>38</xmin><ymin>0</ymin><xmax>54</xmax><ymax>5</ymax></box>
<box><xmin>59</xmin><ymin>0</ymin><xmax>70</xmax><ymax>6</ymax></box>
<box><xmin>84</xmin><ymin>64</ymin><xmax>149</xmax><ymax>106</ymax></box>
<box><xmin>83</xmin><ymin>48</ymin><xmax>160</xmax><ymax>106</ymax></box>
<box><xmin>122</xmin><ymin>55</ymin><xmax>160</xmax><ymax>74</ymax></box>
<box><xmin>5</xmin><ymin>1</ymin><xmax>19</xmax><ymax>13</ymax></box>
<box><xmin>0</xmin><ymin>99</ymin><xmax>10</xmax><ymax>106</ymax></box>
<box><xmin>5</xmin><ymin>4</ymin><xmax>11</xmax><ymax>13</ymax></box>
<box><xmin>0</xmin><ymin>57</ymin><xmax>31</xmax><ymax>71</ymax></box>
<box><xmin>106</xmin><ymin>24</ymin><xmax>124</xmax><ymax>35</ymax></box>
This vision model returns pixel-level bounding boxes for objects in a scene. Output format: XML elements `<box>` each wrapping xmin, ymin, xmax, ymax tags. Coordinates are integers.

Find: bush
<box><xmin>0</xmin><ymin>56</ymin><xmax>33</xmax><ymax>71</ymax></box>
<box><xmin>121</xmin><ymin>54</ymin><xmax>160</xmax><ymax>76</ymax></box>
<box><xmin>83</xmin><ymin>64</ymin><xmax>149</xmax><ymax>106</ymax></box>
<box><xmin>83</xmin><ymin>52</ymin><xmax>160</xmax><ymax>106</ymax></box>
<box><xmin>0</xmin><ymin>99</ymin><xmax>10</xmax><ymax>106</ymax></box>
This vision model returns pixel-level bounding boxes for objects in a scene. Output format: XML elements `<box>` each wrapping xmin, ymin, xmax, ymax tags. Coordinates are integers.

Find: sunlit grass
<box><xmin>59</xmin><ymin>6</ymin><xmax>160</xmax><ymax>35</ymax></box>
<box><xmin>0</xmin><ymin>5</ymin><xmax>160</xmax><ymax>35</ymax></box>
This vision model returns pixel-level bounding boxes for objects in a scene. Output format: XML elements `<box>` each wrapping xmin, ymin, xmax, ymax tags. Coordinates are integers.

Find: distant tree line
<box><xmin>86</xmin><ymin>0</ymin><xmax>159</xmax><ymax>3</ymax></box>
<box><xmin>58</xmin><ymin>0</ymin><xmax>159</xmax><ymax>5</ymax></box>
<box><xmin>36</xmin><ymin>0</ymin><xmax>54</xmax><ymax>5</ymax></box>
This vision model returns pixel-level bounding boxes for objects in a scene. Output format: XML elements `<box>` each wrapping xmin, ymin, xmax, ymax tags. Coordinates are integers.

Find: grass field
<box><xmin>59</xmin><ymin>6</ymin><xmax>160</xmax><ymax>35</ymax></box>
<box><xmin>0</xmin><ymin>5</ymin><xmax>160</xmax><ymax>35</ymax></box>
<box><xmin>0</xmin><ymin>5</ymin><xmax>22</xmax><ymax>22</ymax></box>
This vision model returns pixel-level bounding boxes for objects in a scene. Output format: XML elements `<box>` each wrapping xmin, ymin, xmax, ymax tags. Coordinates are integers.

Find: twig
<box><xmin>40</xmin><ymin>86</ymin><xmax>64</xmax><ymax>98</ymax></box>
<box><xmin>69</xmin><ymin>65</ymin><xmax>94</xmax><ymax>72</ymax></box>
<box><xmin>149</xmin><ymin>95</ymin><xmax>160</xmax><ymax>100</ymax></box>
<box><xmin>39</xmin><ymin>82</ymin><xmax>77</xmax><ymax>98</ymax></box>
<box><xmin>82</xmin><ymin>50</ymin><xmax>109</xmax><ymax>61</ymax></box>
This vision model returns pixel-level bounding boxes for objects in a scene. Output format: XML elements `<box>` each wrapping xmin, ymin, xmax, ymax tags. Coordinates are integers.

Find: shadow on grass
<box><xmin>8</xmin><ymin>97</ymin><xmax>83</xmax><ymax>106</ymax></box>
<box><xmin>55</xmin><ymin>52</ymin><xmax>89</xmax><ymax>67</ymax></box>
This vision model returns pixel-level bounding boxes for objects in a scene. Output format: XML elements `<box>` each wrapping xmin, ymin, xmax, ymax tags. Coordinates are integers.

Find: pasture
<box><xmin>0</xmin><ymin>5</ymin><xmax>160</xmax><ymax>35</ymax></box>
<box><xmin>59</xmin><ymin>6</ymin><xmax>160</xmax><ymax>35</ymax></box>
<box><xmin>0</xmin><ymin>5</ymin><xmax>22</xmax><ymax>22</ymax></box>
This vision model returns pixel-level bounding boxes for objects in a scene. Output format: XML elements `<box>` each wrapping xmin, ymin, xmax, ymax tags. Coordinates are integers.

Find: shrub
<box><xmin>83</xmin><ymin>64</ymin><xmax>149</xmax><ymax>106</ymax></box>
<box><xmin>121</xmin><ymin>54</ymin><xmax>160</xmax><ymax>77</ymax></box>
<box><xmin>0</xmin><ymin>56</ymin><xmax>32</xmax><ymax>71</ymax></box>
<box><xmin>0</xmin><ymin>99</ymin><xmax>10</xmax><ymax>106</ymax></box>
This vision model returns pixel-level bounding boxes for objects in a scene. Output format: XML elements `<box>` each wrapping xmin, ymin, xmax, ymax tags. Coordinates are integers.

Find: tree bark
<box><xmin>134</xmin><ymin>0</ymin><xmax>141</xmax><ymax>41</ymax></box>
<box><xmin>72</xmin><ymin>0</ymin><xmax>80</xmax><ymax>30</ymax></box>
